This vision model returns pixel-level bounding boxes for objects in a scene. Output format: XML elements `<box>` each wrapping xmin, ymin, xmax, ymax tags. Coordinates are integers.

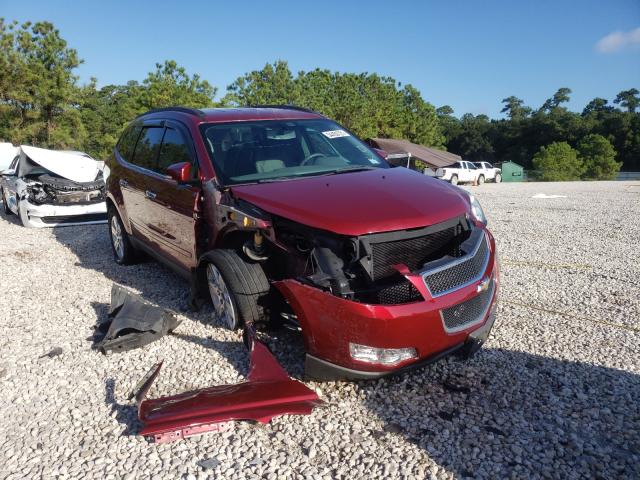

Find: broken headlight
<box><xmin>27</xmin><ymin>185</ymin><xmax>53</xmax><ymax>204</ymax></box>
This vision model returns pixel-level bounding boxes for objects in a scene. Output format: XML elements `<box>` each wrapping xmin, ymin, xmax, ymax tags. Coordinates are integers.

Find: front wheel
<box><xmin>17</xmin><ymin>201</ymin><xmax>33</xmax><ymax>227</ymax></box>
<box><xmin>495</xmin><ymin>173</ymin><xmax>502</xmax><ymax>183</ymax></box>
<box><xmin>205</xmin><ymin>249</ymin><xmax>270</xmax><ymax>330</ymax></box>
<box><xmin>477</xmin><ymin>175</ymin><xmax>485</xmax><ymax>185</ymax></box>
<box><xmin>1</xmin><ymin>189</ymin><xmax>12</xmax><ymax>215</ymax></box>
<box><xmin>450</xmin><ymin>175</ymin><xmax>459</xmax><ymax>186</ymax></box>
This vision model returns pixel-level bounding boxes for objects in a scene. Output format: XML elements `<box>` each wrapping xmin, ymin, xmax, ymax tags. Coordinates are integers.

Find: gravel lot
<box><xmin>1</xmin><ymin>181</ymin><xmax>639</xmax><ymax>479</ymax></box>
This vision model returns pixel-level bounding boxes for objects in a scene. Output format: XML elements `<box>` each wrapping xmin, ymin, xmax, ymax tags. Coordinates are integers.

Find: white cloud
<box><xmin>595</xmin><ymin>27</ymin><xmax>640</xmax><ymax>54</ymax></box>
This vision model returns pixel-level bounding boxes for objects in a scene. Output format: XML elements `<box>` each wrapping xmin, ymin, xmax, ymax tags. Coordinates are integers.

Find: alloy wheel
<box><xmin>206</xmin><ymin>263</ymin><xmax>237</xmax><ymax>329</ymax></box>
<box><xmin>110</xmin><ymin>216</ymin><xmax>124</xmax><ymax>261</ymax></box>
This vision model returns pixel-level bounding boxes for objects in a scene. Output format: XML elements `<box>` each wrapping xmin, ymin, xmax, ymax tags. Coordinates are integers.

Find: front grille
<box><xmin>371</xmin><ymin>226</ymin><xmax>462</xmax><ymax>280</ymax></box>
<box><xmin>423</xmin><ymin>233</ymin><xmax>489</xmax><ymax>296</ymax></box>
<box><xmin>441</xmin><ymin>278</ymin><xmax>495</xmax><ymax>332</ymax></box>
<box><xmin>354</xmin><ymin>278</ymin><xmax>423</xmax><ymax>305</ymax></box>
<box><xmin>41</xmin><ymin>213</ymin><xmax>107</xmax><ymax>224</ymax></box>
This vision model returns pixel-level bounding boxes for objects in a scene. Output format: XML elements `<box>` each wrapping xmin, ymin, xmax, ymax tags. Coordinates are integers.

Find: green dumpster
<box><xmin>497</xmin><ymin>161</ymin><xmax>524</xmax><ymax>182</ymax></box>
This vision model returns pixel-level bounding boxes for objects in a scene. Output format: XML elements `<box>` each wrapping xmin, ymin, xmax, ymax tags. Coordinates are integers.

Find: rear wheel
<box><xmin>108</xmin><ymin>206</ymin><xmax>137</xmax><ymax>265</ymax></box>
<box><xmin>478</xmin><ymin>175</ymin><xmax>485</xmax><ymax>185</ymax></box>
<box><xmin>205</xmin><ymin>249</ymin><xmax>270</xmax><ymax>330</ymax></box>
<box><xmin>450</xmin><ymin>175</ymin><xmax>459</xmax><ymax>186</ymax></box>
<box><xmin>495</xmin><ymin>173</ymin><xmax>502</xmax><ymax>183</ymax></box>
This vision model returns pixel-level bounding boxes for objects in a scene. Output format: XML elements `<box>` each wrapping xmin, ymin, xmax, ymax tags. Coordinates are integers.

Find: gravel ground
<box><xmin>0</xmin><ymin>180</ymin><xmax>639</xmax><ymax>479</ymax></box>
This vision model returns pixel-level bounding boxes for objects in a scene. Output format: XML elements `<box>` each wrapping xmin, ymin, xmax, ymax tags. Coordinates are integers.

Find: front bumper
<box><xmin>19</xmin><ymin>200</ymin><xmax>107</xmax><ymax>227</ymax></box>
<box><xmin>305</xmin><ymin>301</ymin><xmax>498</xmax><ymax>380</ymax></box>
<box><xmin>275</xmin><ymin>230</ymin><xmax>499</xmax><ymax>381</ymax></box>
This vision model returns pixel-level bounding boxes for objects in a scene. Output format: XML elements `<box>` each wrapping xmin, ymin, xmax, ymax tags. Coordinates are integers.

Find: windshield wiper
<box><xmin>256</xmin><ymin>177</ymin><xmax>301</xmax><ymax>184</ymax></box>
<box><xmin>328</xmin><ymin>166</ymin><xmax>378</xmax><ymax>175</ymax></box>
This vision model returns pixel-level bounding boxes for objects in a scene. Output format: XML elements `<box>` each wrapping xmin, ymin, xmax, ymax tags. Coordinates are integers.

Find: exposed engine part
<box><xmin>268</xmin><ymin>214</ymin><xmax>473</xmax><ymax>305</ymax></box>
<box><xmin>243</xmin><ymin>231</ymin><xmax>269</xmax><ymax>261</ymax></box>
<box><xmin>26</xmin><ymin>174</ymin><xmax>106</xmax><ymax>206</ymax></box>
<box><xmin>280</xmin><ymin>312</ymin><xmax>301</xmax><ymax>331</ymax></box>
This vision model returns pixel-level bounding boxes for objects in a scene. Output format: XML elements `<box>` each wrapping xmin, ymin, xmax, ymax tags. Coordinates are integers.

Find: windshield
<box><xmin>200</xmin><ymin>119</ymin><xmax>388</xmax><ymax>185</ymax></box>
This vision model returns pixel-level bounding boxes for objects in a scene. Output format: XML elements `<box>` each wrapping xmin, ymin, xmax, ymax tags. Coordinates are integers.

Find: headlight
<box><xmin>469</xmin><ymin>195</ymin><xmax>487</xmax><ymax>225</ymax></box>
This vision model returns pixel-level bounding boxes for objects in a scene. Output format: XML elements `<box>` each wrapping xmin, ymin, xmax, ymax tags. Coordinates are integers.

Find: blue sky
<box><xmin>2</xmin><ymin>0</ymin><xmax>639</xmax><ymax>117</ymax></box>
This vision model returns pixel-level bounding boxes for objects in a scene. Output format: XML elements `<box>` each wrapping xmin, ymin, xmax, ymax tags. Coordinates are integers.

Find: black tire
<box><xmin>1</xmin><ymin>189</ymin><xmax>12</xmax><ymax>215</ymax></box>
<box><xmin>205</xmin><ymin>249</ymin><xmax>270</xmax><ymax>330</ymax></box>
<box><xmin>495</xmin><ymin>173</ymin><xmax>502</xmax><ymax>183</ymax></box>
<box><xmin>108</xmin><ymin>205</ymin><xmax>137</xmax><ymax>265</ymax></box>
<box><xmin>17</xmin><ymin>201</ymin><xmax>33</xmax><ymax>227</ymax></box>
<box><xmin>450</xmin><ymin>175</ymin><xmax>459</xmax><ymax>186</ymax></box>
<box><xmin>478</xmin><ymin>175</ymin><xmax>485</xmax><ymax>185</ymax></box>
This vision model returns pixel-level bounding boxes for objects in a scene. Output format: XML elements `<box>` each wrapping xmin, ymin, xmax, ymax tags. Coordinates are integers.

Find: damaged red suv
<box><xmin>105</xmin><ymin>106</ymin><xmax>498</xmax><ymax>380</ymax></box>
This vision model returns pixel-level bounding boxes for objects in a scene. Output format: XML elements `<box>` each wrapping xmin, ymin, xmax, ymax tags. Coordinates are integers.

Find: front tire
<box><xmin>17</xmin><ymin>201</ymin><xmax>33</xmax><ymax>228</ymax></box>
<box><xmin>108</xmin><ymin>206</ymin><xmax>137</xmax><ymax>265</ymax></box>
<box><xmin>205</xmin><ymin>249</ymin><xmax>270</xmax><ymax>330</ymax></box>
<box><xmin>478</xmin><ymin>175</ymin><xmax>485</xmax><ymax>185</ymax></box>
<box><xmin>495</xmin><ymin>173</ymin><xmax>502</xmax><ymax>183</ymax></box>
<box><xmin>1</xmin><ymin>189</ymin><xmax>12</xmax><ymax>215</ymax></box>
<box><xmin>450</xmin><ymin>175</ymin><xmax>459</xmax><ymax>186</ymax></box>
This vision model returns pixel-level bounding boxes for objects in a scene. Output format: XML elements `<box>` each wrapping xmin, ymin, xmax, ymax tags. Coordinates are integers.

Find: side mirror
<box><xmin>166</xmin><ymin>162</ymin><xmax>191</xmax><ymax>183</ymax></box>
<box><xmin>372</xmin><ymin>148</ymin><xmax>388</xmax><ymax>159</ymax></box>
<box><xmin>0</xmin><ymin>169</ymin><xmax>16</xmax><ymax>176</ymax></box>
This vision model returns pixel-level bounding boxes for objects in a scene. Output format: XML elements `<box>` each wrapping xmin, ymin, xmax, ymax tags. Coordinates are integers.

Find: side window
<box><xmin>157</xmin><ymin>127</ymin><xmax>191</xmax><ymax>172</ymax></box>
<box><xmin>131</xmin><ymin>127</ymin><xmax>164</xmax><ymax>171</ymax></box>
<box><xmin>117</xmin><ymin>125</ymin><xmax>141</xmax><ymax>162</ymax></box>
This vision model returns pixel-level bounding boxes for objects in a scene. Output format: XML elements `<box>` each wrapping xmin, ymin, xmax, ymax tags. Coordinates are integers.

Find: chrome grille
<box><xmin>441</xmin><ymin>277</ymin><xmax>495</xmax><ymax>332</ymax></box>
<box><xmin>423</xmin><ymin>233</ymin><xmax>489</xmax><ymax>297</ymax></box>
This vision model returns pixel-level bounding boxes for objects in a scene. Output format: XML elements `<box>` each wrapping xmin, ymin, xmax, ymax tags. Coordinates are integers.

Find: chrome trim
<box><xmin>421</xmin><ymin>230</ymin><xmax>490</xmax><ymax>298</ymax></box>
<box><xmin>440</xmin><ymin>276</ymin><xmax>495</xmax><ymax>334</ymax></box>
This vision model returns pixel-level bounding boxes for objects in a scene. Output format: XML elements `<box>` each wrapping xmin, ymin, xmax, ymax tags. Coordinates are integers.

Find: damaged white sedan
<box><xmin>0</xmin><ymin>146</ymin><xmax>107</xmax><ymax>228</ymax></box>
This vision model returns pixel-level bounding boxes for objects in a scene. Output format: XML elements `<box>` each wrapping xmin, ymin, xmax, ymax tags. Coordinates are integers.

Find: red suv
<box><xmin>105</xmin><ymin>106</ymin><xmax>498</xmax><ymax>380</ymax></box>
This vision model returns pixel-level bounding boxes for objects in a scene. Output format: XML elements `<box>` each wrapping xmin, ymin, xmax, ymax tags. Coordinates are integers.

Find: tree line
<box><xmin>1</xmin><ymin>20</ymin><xmax>638</xmax><ymax>179</ymax></box>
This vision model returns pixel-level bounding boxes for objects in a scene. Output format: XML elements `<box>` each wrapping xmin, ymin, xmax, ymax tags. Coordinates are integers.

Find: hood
<box><xmin>0</xmin><ymin>143</ymin><xmax>18</xmax><ymax>170</ymax></box>
<box><xmin>20</xmin><ymin>145</ymin><xmax>101</xmax><ymax>183</ymax></box>
<box><xmin>230</xmin><ymin>167</ymin><xmax>470</xmax><ymax>236</ymax></box>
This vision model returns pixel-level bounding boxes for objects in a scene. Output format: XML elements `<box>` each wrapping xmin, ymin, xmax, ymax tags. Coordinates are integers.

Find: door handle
<box><xmin>119</xmin><ymin>179</ymin><xmax>129</xmax><ymax>187</ymax></box>
<box><xmin>145</xmin><ymin>190</ymin><xmax>157</xmax><ymax>200</ymax></box>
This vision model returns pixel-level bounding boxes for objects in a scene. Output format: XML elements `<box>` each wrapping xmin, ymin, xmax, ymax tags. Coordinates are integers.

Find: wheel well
<box><xmin>216</xmin><ymin>229</ymin><xmax>252</xmax><ymax>251</ymax></box>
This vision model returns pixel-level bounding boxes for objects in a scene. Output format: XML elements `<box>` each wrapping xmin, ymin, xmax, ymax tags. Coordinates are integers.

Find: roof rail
<box><xmin>248</xmin><ymin>104</ymin><xmax>318</xmax><ymax>114</ymax></box>
<box><xmin>137</xmin><ymin>106</ymin><xmax>205</xmax><ymax>118</ymax></box>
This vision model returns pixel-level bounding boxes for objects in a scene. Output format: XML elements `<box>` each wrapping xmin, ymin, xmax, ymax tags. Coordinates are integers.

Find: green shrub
<box><xmin>577</xmin><ymin>134</ymin><xmax>621</xmax><ymax>180</ymax></box>
<box><xmin>532</xmin><ymin>142</ymin><xmax>585</xmax><ymax>181</ymax></box>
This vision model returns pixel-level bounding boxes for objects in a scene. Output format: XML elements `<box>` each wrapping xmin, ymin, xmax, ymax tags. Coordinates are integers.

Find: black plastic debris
<box><xmin>93</xmin><ymin>284</ymin><xmax>181</xmax><ymax>354</ymax></box>
<box><xmin>40</xmin><ymin>347</ymin><xmax>63</xmax><ymax>359</ymax></box>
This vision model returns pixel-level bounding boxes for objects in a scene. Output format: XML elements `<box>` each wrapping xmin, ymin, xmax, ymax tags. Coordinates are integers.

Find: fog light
<box><xmin>349</xmin><ymin>343</ymin><xmax>418</xmax><ymax>366</ymax></box>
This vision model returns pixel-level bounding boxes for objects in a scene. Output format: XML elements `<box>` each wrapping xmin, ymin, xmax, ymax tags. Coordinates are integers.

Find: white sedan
<box><xmin>0</xmin><ymin>146</ymin><xmax>107</xmax><ymax>228</ymax></box>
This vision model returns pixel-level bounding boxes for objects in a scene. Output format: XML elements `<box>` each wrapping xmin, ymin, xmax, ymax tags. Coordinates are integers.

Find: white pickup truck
<box><xmin>473</xmin><ymin>162</ymin><xmax>502</xmax><ymax>183</ymax></box>
<box><xmin>436</xmin><ymin>161</ymin><xmax>481</xmax><ymax>185</ymax></box>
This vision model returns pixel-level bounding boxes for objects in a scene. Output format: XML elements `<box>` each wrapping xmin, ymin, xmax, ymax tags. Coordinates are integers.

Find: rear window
<box><xmin>131</xmin><ymin>127</ymin><xmax>164</xmax><ymax>171</ymax></box>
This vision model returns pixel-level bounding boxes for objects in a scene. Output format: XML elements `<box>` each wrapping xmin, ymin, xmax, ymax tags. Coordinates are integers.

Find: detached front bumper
<box><xmin>19</xmin><ymin>200</ymin><xmax>107</xmax><ymax>228</ymax></box>
<box><xmin>275</xmin><ymin>230</ymin><xmax>499</xmax><ymax>381</ymax></box>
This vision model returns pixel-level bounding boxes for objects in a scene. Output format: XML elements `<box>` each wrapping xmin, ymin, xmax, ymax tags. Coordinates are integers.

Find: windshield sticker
<box><xmin>322</xmin><ymin>129</ymin><xmax>350</xmax><ymax>139</ymax></box>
